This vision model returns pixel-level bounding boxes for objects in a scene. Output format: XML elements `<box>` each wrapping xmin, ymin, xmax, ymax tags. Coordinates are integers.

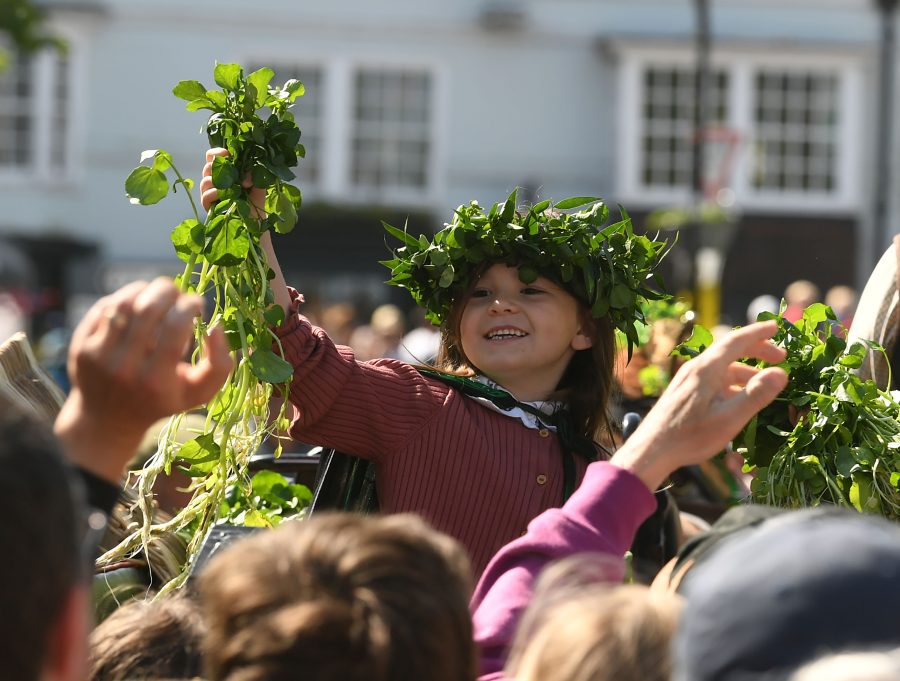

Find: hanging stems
<box><xmin>112</xmin><ymin>63</ymin><xmax>308</xmax><ymax>591</ymax></box>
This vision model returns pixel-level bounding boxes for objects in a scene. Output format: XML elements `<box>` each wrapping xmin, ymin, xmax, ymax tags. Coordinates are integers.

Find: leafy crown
<box><xmin>381</xmin><ymin>189</ymin><xmax>671</xmax><ymax>353</ymax></box>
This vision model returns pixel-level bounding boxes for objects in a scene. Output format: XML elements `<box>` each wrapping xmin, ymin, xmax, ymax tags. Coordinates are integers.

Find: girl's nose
<box><xmin>489</xmin><ymin>296</ymin><xmax>516</xmax><ymax>313</ymax></box>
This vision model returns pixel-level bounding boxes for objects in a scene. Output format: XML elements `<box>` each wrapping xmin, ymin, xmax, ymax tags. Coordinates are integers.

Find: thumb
<box><xmin>182</xmin><ymin>327</ymin><xmax>233</xmax><ymax>406</ymax></box>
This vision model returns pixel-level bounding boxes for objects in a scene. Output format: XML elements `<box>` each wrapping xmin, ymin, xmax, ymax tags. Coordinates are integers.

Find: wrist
<box><xmin>54</xmin><ymin>391</ymin><xmax>145</xmax><ymax>484</ymax></box>
<box><xmin>608</xmin><ymin>434</ymin><xmax>670</xmax><ymax>492</ymax></box>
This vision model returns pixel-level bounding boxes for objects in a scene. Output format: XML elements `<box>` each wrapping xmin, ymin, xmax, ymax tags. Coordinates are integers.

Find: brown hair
<box><xmin>88</xmin><ymin>593</ymin><xmax>206</xmax><ymax>680</ymax></box>
<box><xmin>0</xmin><ymin>396</ymin><xmax>84</xmax><ymax>681</ymax></box>
<box><xmin>507</xmin><ymin>583</ymin><xmax>682</xmax><ymax>681</ymax></box>
<box><xmin>199</xmin><ymin>513</ymin><xmax>475</xmax><ymax>681</ymax></box>
<box><xmin>436</xmin><ymin>269</ymin><xmax>617</xmax><ymax>442</ymax></box>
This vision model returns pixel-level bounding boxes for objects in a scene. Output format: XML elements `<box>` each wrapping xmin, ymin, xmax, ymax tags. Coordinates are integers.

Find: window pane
<box><xmin>751</xmin><ymin>69</ymin><xmax>838</xmax><ymax>193</ymax></box>
<box><xmin>639</xmin><ymin>66</ymin><xmax>730</xmax><ymax>190</ymax></box>
<box><xmin>0</xmin><ymin>52</ymin><xmax>33</xmax><ymax>169</ymax></box>
<box><xmin>351</xmin><ymin>68</ymin><xmax>432</xmax><ymax>191</ymax></box>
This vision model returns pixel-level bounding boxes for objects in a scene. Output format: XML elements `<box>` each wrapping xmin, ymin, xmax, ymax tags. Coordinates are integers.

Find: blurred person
<box><xmin>1</xmin><ymin>395</ymin><xmax>91</xmax><ymax>681</ymax></box>
<box><xmin>319</xmin><ymin>302</ymin><xmax>358</xmax><ymax>346</ymax></box>
<box><xmin>349</xmin><ymin>303</ymin><xmax>406</xmax><ymax>360</ymax></box>
<box><xmin>746</xmin><ymin>294</ymin><xmax>779</xmax><ymax>324</ymax></box>
<box><xmin>672</xmin><ymin>508</ymin><xmax>900</xmax><ymax>681</ymax></box>
<box><xmin>397</xmin><ymin>307</ymin><xmax>441</xmax><ymax>365</ymax></box>
<box><xmin>88</xmin><ymin>593</ymin><xmax>205</xmax><ymax>681</ymax></box>
<box><xmin>825</xmin><ymin>284</ymin><xmax>857</xmax><ymax>335</ymax></box>
<box><xmin>199</xmin><ymin>512</ymin><xmax>476</xmax><ymax>681</ymax></box>
<box><xmin>783</xmin><ymin>279</ymin><xmax>820</xmax><ymax>323</ymax></box>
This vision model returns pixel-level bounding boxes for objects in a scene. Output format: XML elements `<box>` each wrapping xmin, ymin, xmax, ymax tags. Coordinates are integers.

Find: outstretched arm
<box><xmin>54</xmin><ymin>277</ymin><xmax>232</xmax><ymax>484</ymax></box>
<box><xmin>471</xmin><ymin>321</ymin><xmax>788</xmax><ymax>680</ymax></box>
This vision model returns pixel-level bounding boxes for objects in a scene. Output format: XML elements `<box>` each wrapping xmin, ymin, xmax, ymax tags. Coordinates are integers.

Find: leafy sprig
<box><xmin>675</xmin><ymin>304</ymin><xmax>900</xmax><ymax>519</ymax></box>
<box><xmin>381</xmin><ymin>188</ymin><xmax>672</xmax><ymax>354</ymax></box>
<box><xmin>105</xmin><ymin>63</ymin><xmax>306</xmax><ymax>592</ymax></box>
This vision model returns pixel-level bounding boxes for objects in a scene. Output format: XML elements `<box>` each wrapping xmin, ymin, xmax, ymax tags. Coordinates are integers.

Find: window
<box><xmin>248</xmin><ymin>63</ymin><xmax>323</xmax><ymax>185</ymax></box>
<box><xmin>618</xmin><ymin>47</ymin><xmax>861</xmax><ymax>211</ymax></box>
<box><xmin>752</xmin><ymin>70</ymin><xmax>838</xmax><ymax>193</ymax></box>
<box><xmin>351</xmin><ymin>69</ymin><xmax>432</xmax><ymax>191</ymax></box>
<box><xmin>641</xmin><ymin>68</ymin><xmax>729</xmax><ymax>188</ymax></box>
<box><xmin>0</xmin><ymin>47</ymin><xmax>70</xmax><ymax>178</ymax></box>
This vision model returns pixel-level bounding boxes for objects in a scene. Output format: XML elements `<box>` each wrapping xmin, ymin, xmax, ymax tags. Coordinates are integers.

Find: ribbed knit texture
<box><xmin>276</xmin><ymin>291</ymin><xmax>597</xmax><ymax>577</ymax></box>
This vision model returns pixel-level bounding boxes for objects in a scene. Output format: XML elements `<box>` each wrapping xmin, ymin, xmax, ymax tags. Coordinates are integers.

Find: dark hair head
<box><xmin>0</xmin><ymin>394</ymin><xmax>85</xmax><ymax>681</ymax></box>
<box><xmin>200</xmin><ymin>513</ymin><xmax>475</xmax><ymax>681</ymax></box>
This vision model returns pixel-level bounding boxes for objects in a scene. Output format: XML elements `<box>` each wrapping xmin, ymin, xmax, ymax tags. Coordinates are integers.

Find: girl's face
<box><xmin>458</xmin><ymin>263</ymin><xmax>593</xmax><ymax>400</ymax></box>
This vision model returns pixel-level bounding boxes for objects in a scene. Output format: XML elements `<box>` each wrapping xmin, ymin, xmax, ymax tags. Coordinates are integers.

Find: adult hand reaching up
<box><xmin>611</xmin><ymin>320</ymin><xmax>788</xmax><ymax>491</ymax></box>
<box><xmin>54</xmin><ymin>277</ymin><xmax>232</xmax><ymax>483</ymax></box>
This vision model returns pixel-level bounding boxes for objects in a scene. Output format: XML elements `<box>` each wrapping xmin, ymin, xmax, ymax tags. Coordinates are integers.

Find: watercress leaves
<box><xmin>383</xmin><ymin>191</ymin><xmax>671</xmax><ymax>356</ymax></box>
<box><xmin>678</xmin><ymin>305</ymin><xmax>900</xmax><ymax>520</ymax></box>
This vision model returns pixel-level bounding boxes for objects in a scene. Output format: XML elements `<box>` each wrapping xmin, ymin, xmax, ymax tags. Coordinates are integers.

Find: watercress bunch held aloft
<box><xmin>107</xmin><ymin>63</ymin><xmax>307</xmax><ymax>592</ymax></box>
<box><xmin>676</xmin><ymin>303</ymin><xmax>900</xmax><ymax>520</ymax></box>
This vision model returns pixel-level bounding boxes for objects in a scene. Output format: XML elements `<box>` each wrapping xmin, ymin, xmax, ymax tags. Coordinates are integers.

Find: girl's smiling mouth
<box><xmin>485</xmin><ymin>327</ymin><xmax>529</xmax><ymax>340</ymax></box>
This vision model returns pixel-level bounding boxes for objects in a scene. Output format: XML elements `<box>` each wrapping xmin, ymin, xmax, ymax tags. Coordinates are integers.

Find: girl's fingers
<box><xmin>206</xmin><ymin>147</ymin><xmax>228</xmax><ymax>162</ymax></box>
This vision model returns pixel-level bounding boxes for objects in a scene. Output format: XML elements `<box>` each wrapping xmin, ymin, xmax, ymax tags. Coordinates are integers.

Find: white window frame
<box><xmin>616</xmin><ymin>44</ymin><xmax>863</xmax><ymax>214</ymax></box>
<box><xmin>242</xmin><ymin>52</ymin><xmax>446</xmax><ymax>210</ymax></box>
<box><xmin>0</xmin><ymin>21</ymin><xmax>86</xmax><ymax>188</ymax></box>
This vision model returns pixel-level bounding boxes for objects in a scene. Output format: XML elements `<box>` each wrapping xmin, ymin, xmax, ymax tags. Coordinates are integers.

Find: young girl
<box><xmin>200</xmin><ymin>149</ymin><xmax>669</xmax><ymax>576</ymax></box>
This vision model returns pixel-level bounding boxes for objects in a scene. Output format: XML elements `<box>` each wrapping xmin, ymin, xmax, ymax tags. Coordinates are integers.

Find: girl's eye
<box><xmin>470</xmin><ymin>288</ymin><xmax>490</xmax><ymax>298</ymax></box>
<box><xmin>522</xmin><ymin>287</ymin><xmax>544</xmax><ymax>295</ymax></box>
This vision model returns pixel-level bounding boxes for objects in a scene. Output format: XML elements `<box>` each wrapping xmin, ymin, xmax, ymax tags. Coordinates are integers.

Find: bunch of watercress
<box><xmin>676</xmin><ymin>304</ymin><xmax>900</xmax><ymax>519</ymax></box>
<box><xmin>100</xmin><ymin>63</ymin><xmax>306</xmax><ymax>592</ymax></box>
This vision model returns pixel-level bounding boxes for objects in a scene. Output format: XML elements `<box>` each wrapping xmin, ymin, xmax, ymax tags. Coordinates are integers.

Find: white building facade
<box><xmin>0</xmin><ymin>0</ymin><xmax>890</xmax><ymax>324</ymax></box>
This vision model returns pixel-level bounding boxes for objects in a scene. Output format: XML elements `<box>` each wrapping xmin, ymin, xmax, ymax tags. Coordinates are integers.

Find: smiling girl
<box><xmin>201</xmin><ymin>150</ymin><xmax>669</xmax><ymax>576</ymax></box>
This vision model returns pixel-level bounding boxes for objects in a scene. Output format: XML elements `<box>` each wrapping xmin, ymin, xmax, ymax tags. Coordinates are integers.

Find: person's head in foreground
<box><xmin>673</xmin><ymin>507</ymin><xmax>900</xmax><ymax>681</ymax></box>
<box><xmin>88</xmin><ymin>593</ymin><xmax>206</xmax><ymax>681</ymax></box>
<box><xmin>199</xmin><ymin>512</ymin><xmax>475</xmax><ymax>681</ymax></box>
<box><xmin>0</xmin><ymin>396</ymin><xmax>90</xmax><ymax>681</ymax></box>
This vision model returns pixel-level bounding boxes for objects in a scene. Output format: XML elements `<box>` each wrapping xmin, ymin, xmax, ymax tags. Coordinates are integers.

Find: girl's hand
<box><xmin>200</xmin><ymin>147</ymin><xmax>267</xmax><ymax>218</ymax></box>
<box><xmin>54</xmin><ymin>277</ymin><xmax>232</xmax><ymax>482</ymax></box>
<box><xmin>200</xmin><ymin>147</ymin><xmax>290</xmax><ymax>316</ymax></box>
<box><xmin>611</xmin><ymin>321</ymin><xmax>788</xmax><ymax>491</ymax></box>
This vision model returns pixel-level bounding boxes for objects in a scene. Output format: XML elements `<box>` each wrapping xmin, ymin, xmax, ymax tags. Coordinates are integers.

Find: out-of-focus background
<box><xmin>0</xmin><ymin>0</ymin><xmax>894</xmax><ymax>370</ymax></box>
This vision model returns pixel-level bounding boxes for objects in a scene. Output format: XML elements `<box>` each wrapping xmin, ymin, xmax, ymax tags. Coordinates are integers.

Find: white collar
<box><xmin>468</xmin><ymin>374</ymin><xmax>561</xmax><ymax>431</ymax></box>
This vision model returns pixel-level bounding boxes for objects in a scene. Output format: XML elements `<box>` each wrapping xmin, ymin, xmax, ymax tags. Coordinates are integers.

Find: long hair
<box><xmin>435</xmin><ymin>269</ymin><xmax>617</xmax><ymax>444</ymax></box>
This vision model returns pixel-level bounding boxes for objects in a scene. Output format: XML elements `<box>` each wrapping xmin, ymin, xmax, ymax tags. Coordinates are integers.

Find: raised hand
<box><xmin>199</xmin><ymin>147</ymin><xmax>290</xmax><ymax>315</ymax></box>
<box><xmin>200</xmin><ymin>147</ymin><xmax>266</xmax><ymax>217</ymax></box>
<box><xmin>54</xmin><ymin>277</ymin><xmax>232</xmax><ymax>482</ymax></box>
<box><xmin>611</xmin><ymin>320</ymin><xmax>788</xmax><ymax>491</ymax></box>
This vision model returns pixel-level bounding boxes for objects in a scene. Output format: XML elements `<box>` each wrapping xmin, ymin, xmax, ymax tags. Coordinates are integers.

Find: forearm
<box><xmin>54</xmin><ymin>390</ymin><xmax>143</xmax><ymax>484</ymax></box>
<box><xmin>470</xmin><ymin>462</ymin><xmax>656</xmax><ymax>678</ymax></box>
<box><xmin>260</xmin><ymin>231</ymin><xmax>291</xmax><ymax>315</ymax></box>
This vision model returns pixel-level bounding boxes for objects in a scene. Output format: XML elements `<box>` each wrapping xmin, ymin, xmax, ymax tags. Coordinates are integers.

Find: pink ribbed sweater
<box><xmin>275</xmin><ymin>293</ymin><xmax>594</xmax><ymax>577</ymax></box>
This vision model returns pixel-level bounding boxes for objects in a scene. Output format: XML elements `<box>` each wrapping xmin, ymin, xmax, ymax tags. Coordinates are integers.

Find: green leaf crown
<box><xmin>381</xmin><ymin>189</ymin><xmax>672</xmax><ymax>352</ymax></box>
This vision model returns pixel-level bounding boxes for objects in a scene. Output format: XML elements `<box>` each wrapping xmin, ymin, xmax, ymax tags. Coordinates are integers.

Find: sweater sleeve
<box><xmin>469</xmin><ymin>461</ymin><xmax>657</xmax><ymax>680</ymax></box>
<box><xmin>274</xmin><ymin>289</ymin><xmax>449</xmax><ymax>461</ymax></box>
